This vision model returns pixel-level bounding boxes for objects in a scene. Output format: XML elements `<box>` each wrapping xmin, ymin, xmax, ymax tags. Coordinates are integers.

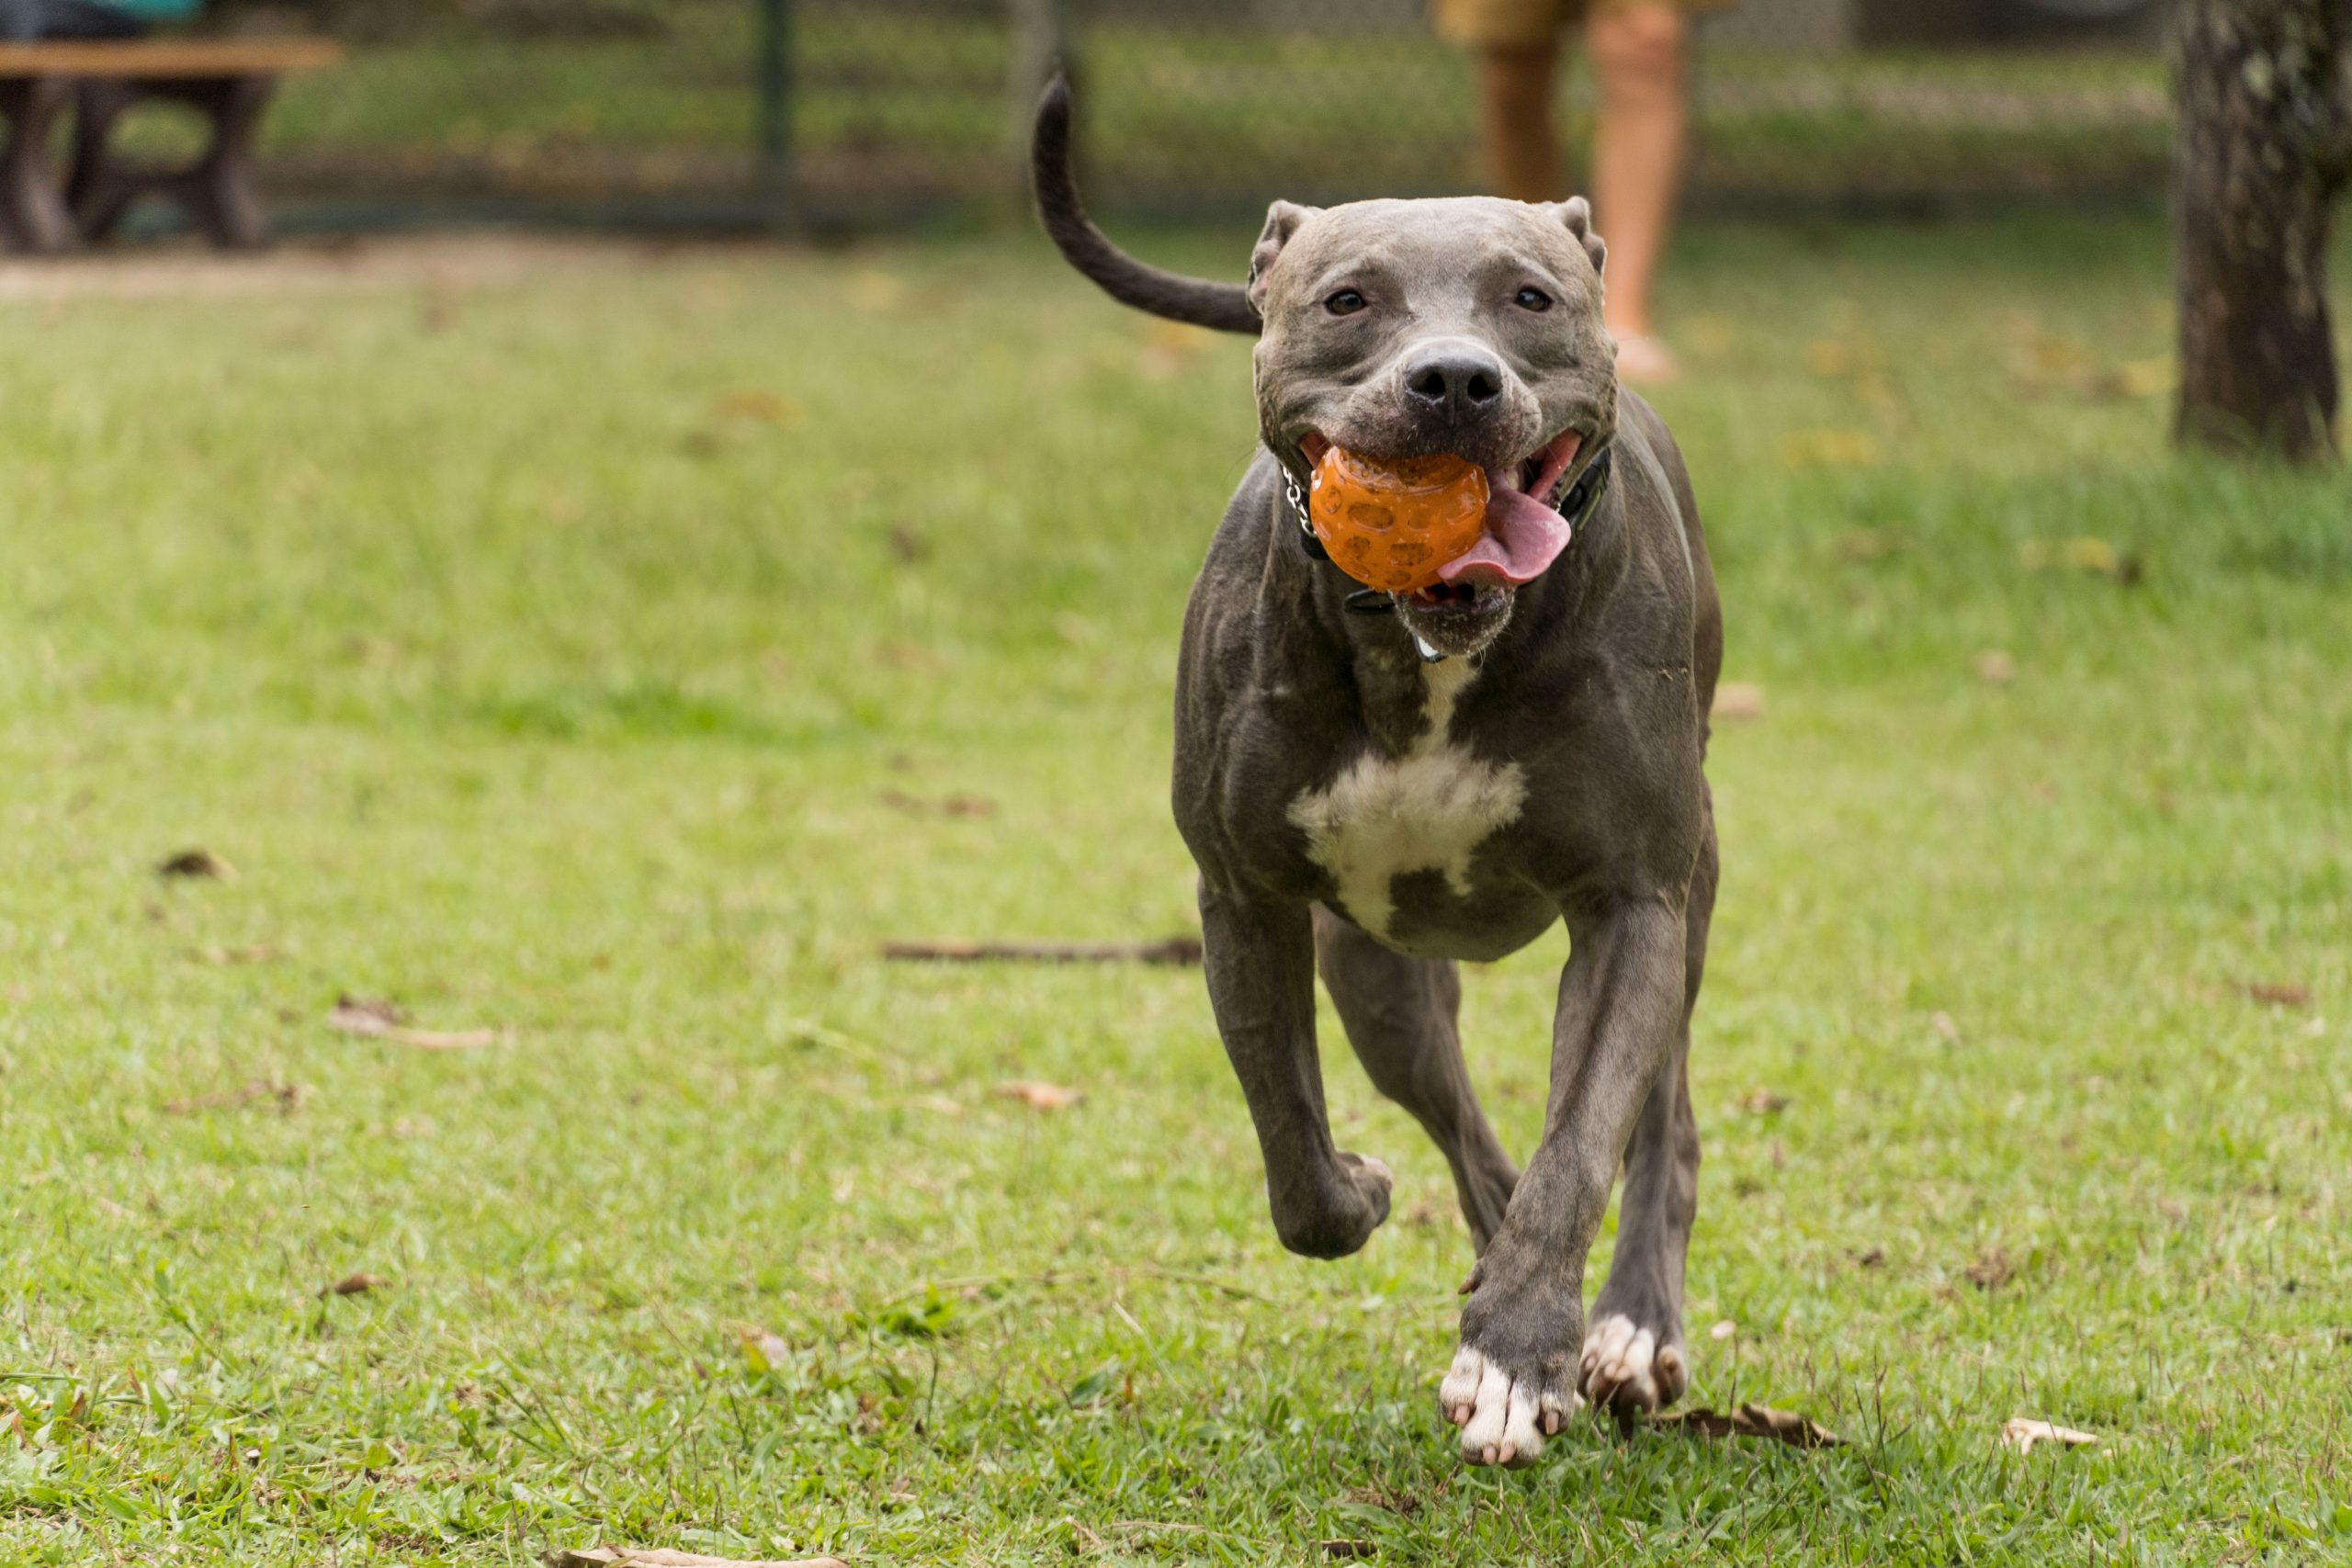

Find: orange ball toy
<box><xmin>1308</xmin><ymin>447</ymin><xmax>1490</xmax><ymax>593</ymax></box>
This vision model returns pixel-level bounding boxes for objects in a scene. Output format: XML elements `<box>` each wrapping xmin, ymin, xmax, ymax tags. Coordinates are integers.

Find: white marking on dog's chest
<box><xmin>1286</xmin><ymin>660</ymin><xmax>1526</xmax><ymax>941</ymax></box>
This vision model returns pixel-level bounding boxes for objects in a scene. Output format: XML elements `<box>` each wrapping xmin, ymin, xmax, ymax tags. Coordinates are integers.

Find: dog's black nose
<box><xmin>1401</xmin><ymin>349</ymin><xmax>1506</xmax><ymax>421</ymax></box>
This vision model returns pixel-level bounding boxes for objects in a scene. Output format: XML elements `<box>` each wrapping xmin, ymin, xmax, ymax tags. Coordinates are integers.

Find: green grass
<box><xmin>3</xmin><ymin>215</ymin><xmax>2350</xmax><ymax>1565</ymax></box>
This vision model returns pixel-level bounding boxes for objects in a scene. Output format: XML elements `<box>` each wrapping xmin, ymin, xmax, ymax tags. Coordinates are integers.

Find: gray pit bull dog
<box><xmin>1035</xmin><ymin>77</ymin><xmax>1720</xmax><ymax>1466</ymax></box>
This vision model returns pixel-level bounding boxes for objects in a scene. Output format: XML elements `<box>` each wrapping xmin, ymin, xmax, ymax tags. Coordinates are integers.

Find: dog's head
<box><xmin>1249</xmin><ymin>197</ymin><xmax>1617</xmax><ymax>658</ymax></box>
<box><xmin>1030</xmin><ymin>80</ymin><xmax>1616</xmax><ymax>659</ymax></box>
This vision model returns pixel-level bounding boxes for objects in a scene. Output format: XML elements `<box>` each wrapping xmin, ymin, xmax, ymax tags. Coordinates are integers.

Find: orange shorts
<box><xmin>1433</xmin><ymin>0</ymin><xmax>1735</xmax><ymax>49</ymax></box>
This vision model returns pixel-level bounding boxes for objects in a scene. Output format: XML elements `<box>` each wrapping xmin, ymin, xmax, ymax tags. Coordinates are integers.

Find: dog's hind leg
<box><xmin>1314</xmin><ymin>905</ymin><xmax>1521</xmax><ymax>1252</ymax></box>
<box><xmin>1579</xmin><ymin>794</ymin><xmax>1716</xmax><ymax>1422</ymax></box>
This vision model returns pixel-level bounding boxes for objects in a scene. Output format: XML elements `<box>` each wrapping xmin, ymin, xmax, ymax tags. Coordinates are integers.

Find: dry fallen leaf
<box><xmin>1777</xmin><ymin>429</ymin><xmax>1878</xmax><ymax>468</ymax></box>
<box><xmin>1654</xmin><ymin>1403</ymin><xmax>1841</xmax><ymax>1450</ymax></box>
<box><xmin>164</xmin><ymin>1080</ymin><xmax>304</xmax><ymax>1116</ymax></box>
<box><xmin>1976</xmin><ymin>649</ymin><xmax>2018</xmax><ymax>684</ymax></box>
<box><xmin>545</xmin><ymin>1551</ymin><xmax>847</xmax><ymax>1568</ymax></box>
<box><xmin>998</xmin><ymin>1080</ymin><xmax>1082</xmax><ymax>1111</ymax></box>
<box><xmin>158</xmin><ymin>848</ymin><xmax>236</xmax><ymax>881</ymax></box>
<box><xmin>1854</xmin><ymin>1246</ymin><xmax>1887</xmax><ymax>1268</ymax></box>
<box><xmin>1964</xmin><ymin>1247</ymin><xmax>2013</xmax><ymax>1291</ymax></box>
<box><xmin>845</xmin><ymin>268</ymin><xmax>906</xmax><ymax>311</ymax></box>
<box><xmin>715</xmin><ymin>389</ymin><xmax>803</xmax><ymax>429</ymax></box>
<box><xmin>1140</xmin><ymin>319</ymin><xmax>1212</xmax><ymax>378</ymax></box>
<box><xmin>321</xmin><ymin>1272</ymin><xmax>387</xmax><ymax>1297</ymax></box>
<box><xmin>327</xmin><ymin>996</ymin><xmax>497</xmax><ymax>1051</ymax></box>
<box><xmin>876</xmin><ymin>789</ymin><xmax>997</xmax><ymax>819</ymax></box>
<box><xmin>1738</xmin><ymin>1086</ymin><xmax>1789</xmax><ymax>1115</ymax></box>
<box><xmin>1712</xmin><ymin>682</ymin><xmax>1766</xmax><ymax>722</ymax></box>
<box><xmin>739</xmin><ymin>1326</ymin><xmax>793</xmax><ymax>1372</ymax></box>
<box><xmin>191</xmin><ymin>943</ymin><xmax>278</xmax><ymax>966</ymax></box>
<box><xmin>1999</xmin><ymin>1416</ymin><xmax>2097</xmax><ymax>1454</ymax></box>
<box><xmin>2235</xmin><ymin>980</ymin><xmax>2312</xmax><ymax>1008</ymax></box>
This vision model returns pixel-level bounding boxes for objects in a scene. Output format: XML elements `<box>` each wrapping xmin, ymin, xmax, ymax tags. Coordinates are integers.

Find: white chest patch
<box><xmin>1286</xmin><ymin>659</ymin><xmax>1526</xmax><ymax>942</ymax></box>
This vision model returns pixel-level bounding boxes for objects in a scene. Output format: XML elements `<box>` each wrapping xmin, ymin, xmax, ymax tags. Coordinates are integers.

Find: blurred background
<box><xmin>104</xmin><ymin>0</ymin><xmax>2176</xmax><ymax>233</ymax></box>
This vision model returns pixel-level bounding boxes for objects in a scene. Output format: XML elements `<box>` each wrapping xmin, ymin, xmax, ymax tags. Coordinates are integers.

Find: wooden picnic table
<box><xmin>0</xmin><ymin>38</ymin><xmax>342</xmax><ymax>254</ymax></box>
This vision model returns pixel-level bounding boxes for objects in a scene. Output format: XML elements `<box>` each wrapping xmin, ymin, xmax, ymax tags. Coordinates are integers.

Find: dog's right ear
<box><xmin>1248</xmin><ymin>201</ymin><xmax>1320</xmax><ymax>313</ymax></box>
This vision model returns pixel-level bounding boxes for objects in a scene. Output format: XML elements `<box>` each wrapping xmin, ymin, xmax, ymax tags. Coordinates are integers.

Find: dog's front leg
<box><xmin>1199</xmin><ymin>881</ymin><xmax>1393</xmax><ymax>1259</ymax></box>
<box><xmin>1440</xmin><ymin>894</ymin><xmax>1686</xmax><ymax>1465</ymax></box>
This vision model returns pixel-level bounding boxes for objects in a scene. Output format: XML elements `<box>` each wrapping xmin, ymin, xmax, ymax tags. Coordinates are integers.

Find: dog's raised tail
<box><xmin>1032</xmin><ymin>73</ymin><xmax>1262</xmax><ymax>336</ymax></box>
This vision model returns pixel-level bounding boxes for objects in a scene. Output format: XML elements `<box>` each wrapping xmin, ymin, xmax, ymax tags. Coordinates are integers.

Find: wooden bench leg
<box><xmin>0</xmin><ymin>76</ymin><xmax>79</xmax><ymax>255</ymax></box>
<box><xmin>64</xmin><ymin>73</ymin><xmax>278</xmax><ymax>251</ymax></box>
<box><xmin>190</xmin><ymin>74</ymin><xmax>276</xmax><ymax>250</ymax></box>
<box><xmin>67</xmin><ymin>79</ymin><xmax>139</xmax><ymax>243</ymax></box>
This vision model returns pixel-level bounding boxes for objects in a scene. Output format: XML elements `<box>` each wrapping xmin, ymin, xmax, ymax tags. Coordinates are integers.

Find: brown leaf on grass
<box><xmin>883</xmin><ymin>937</ymin><xmax>1203</xmax><ymax>966</ymax></box>
<box><xmin>191</xmin><ymin>943</ymin><xmax>277</xmax><ymax>966</ymax></box>
<box><xmin>1711</xmin><ymin>682</ymin><xmax>1766</xmax><ymax>722</ymax></box>
<box><xmin>2235</xmin><ymin>980</ymin><xmax>2312</xmax><ymax>1008</ymax></box>
<box><xmin>886</xmin><ymin>522</ymin><xmax>929</xmax><ymax>564</ymax></box>
<box><xmin>876</xmin><ymin>789</ymin><xmax>997</xmax><ymax>819</ymax></box>
<box><xmin>1653</xmin><ymin>1403</ymin><xmax>1842</xmax><ymax>1450</ymax></box>
<box><xmin>1965</xmin><ymin>1247</ymin><xmax>2013</xmax><ymax>1291</ymax></box>
<box><xmin>1975</xmin><ymin>649</ymin><xmax>2018</xmax><ymax>684</ymax></box>
<box><xmin>2018</xmin><ymin>536</ymin><xmax>2143</xmax><ymax>585</ymax></box>
<box><xmin>1738</xmin><ymin>1086</ymin><xmax>1789</xmax><ymax>1115</ymax></box>
<box><xmin>1999</xmin><ymin>1416</ymin><xmax>2098</xmax><ymax>1454</ymax></box>
<box><xmin>1139</xmin><ymin>319</ymin><xmax>1212</xmax><ymax>378</ymax></box>
<box><xmin>321</xmin><ymin>1272</ymin><xmax>387</xmax><ymax>1297</ymax></box>
<box><xmin>327</xmin><ymin>996</ymin><xmax>497</xmax><ymax>1051</ymax></box>
<box><xmin>714</xmin><ymin>389</ymin><xmax>803</xmax><ymax>428</ymax></box>
<box><xmin>1854</xmin><ymin>1246</ymin><xmax>1887</xmax><ymax>1268</ymax></box>
<box><xmin>997</xmin><ymin>1080</ymin><xmax>1082</xmax><ymax>1111</ymax></box>
<box><xmin>1776</xmin><ymin>429</ymin><xmax>1878</xmax><ymax>468</ymax></box>
<box><xmin>164</xmin><ymin>1080</ymin><xmax>305</xmax><ymax>1116</ymax></box>
<box><xmin>545</xmin><ymin>1551</ymin><xmax>848</xmax><ymax>1568</ymax></box>
<box><xmin>738</xmin><ymin>1326</ymin><xmax>792</xmax><ymax>1372</ymax></box>
<box><xmin>1833</xmin><ymin>526</ymin><xmax>1903</xmax><ymax>562</ymax></box>
<box><xmin>158</xmin><ymin>848</ymin><xmax>236</xmax><ymax>881</ymax></box>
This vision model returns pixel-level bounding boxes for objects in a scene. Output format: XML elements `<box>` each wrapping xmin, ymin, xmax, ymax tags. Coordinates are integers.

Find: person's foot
<box><xmin>1611</xmin><ymin>333</ymin><xmax>1680</xmax><ymax>386</ymax></box>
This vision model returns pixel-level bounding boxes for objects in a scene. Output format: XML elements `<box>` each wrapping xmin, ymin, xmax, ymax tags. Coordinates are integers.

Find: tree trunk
<box><xmin>2172</xmin><ymin>0</ymin><xmax>2349</xmax><ymax>462</ymax></box>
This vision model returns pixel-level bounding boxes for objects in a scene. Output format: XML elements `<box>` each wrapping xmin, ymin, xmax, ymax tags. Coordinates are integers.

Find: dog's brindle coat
<box><xmin>1035</xmin><ymin>79</ymin><xmax>1720</xmax><ymax>1467</ymax></box>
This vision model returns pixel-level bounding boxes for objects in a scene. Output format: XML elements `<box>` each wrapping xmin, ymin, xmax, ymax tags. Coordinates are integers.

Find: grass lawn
<box><xmin>3</xmin><ymin>217</ymin><xmax>2349</xmax><ymax>1565</ymax></box>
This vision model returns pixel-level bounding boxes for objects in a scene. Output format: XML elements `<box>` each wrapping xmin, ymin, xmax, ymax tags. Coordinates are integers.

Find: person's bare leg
<box><xmin>1586</xmin><ymin>4</ymin><xmax>1688</xmax><ymax>366</ymax></box>
<box><xmin>1475</xmin><ymin>41</ymin><xmax>1563</xmax><ymax>204</ymax></box>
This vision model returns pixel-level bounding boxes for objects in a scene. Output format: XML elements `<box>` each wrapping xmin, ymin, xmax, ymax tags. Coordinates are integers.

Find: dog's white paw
<box><xmin>1438</xmin><ymin>1346</ymin><xmax>1577</xmax><ymax>1467</ymax></box>
<box><xmin>1577</xmin><ymin>1313</ymin><xmax>1684</xmax><ymax>1416</ymax></box>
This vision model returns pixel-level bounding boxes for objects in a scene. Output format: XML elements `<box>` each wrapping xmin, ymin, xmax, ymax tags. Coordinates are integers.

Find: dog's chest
<box><xmin>1286</xmin><ymin>660</ymin><xmax>1527</xmax><ymax>945</ymax></box>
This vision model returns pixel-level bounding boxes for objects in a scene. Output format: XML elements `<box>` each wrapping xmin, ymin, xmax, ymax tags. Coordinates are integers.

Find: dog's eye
<box><xmin>1514</xmin><ymin>287</ymin><xmax>1554</xmax><ymax>312</ymax></box>
<box><xmin>1324</xmin><ymin>288</ymin><xmax>1367</xmax><ymax>317</ymax></box>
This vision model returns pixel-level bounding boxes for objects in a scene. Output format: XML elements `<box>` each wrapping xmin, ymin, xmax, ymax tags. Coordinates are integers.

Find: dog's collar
<box><xmin>1284</xmin><ymin>443</ymin><xmax>1615</xmax><ymax>628</ymax></box>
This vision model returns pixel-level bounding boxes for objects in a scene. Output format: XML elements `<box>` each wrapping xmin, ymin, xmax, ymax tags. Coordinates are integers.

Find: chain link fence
<box><xmin>208</xmin><ymin>0</ymin><xmax>2172</xmax><ymax>230</ymax></box>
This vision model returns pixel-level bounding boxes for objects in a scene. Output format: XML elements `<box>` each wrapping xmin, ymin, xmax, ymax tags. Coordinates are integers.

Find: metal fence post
<box><xmin>757</xmin><ymin>0</ymin><xmax>794</xmax><ymax>223</ymax></box>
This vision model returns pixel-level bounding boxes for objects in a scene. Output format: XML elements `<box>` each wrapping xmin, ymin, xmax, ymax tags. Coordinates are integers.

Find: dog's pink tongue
<box><xmin>1439</xmin><ymin>482</ymin><xmax>1574</xmax><ymax>588</ymax></box>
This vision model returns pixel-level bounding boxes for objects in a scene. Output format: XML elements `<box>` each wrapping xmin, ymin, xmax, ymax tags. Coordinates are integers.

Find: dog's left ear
<box><xmin>1248</xmin><ymin>200</ymin><xmax>1321</xmax><ymax>311</ymax></box>
<box><xmin>1555</xmin><ymin>197</ymin><xmax>1607</xmax><ymax>279</ymax></box>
